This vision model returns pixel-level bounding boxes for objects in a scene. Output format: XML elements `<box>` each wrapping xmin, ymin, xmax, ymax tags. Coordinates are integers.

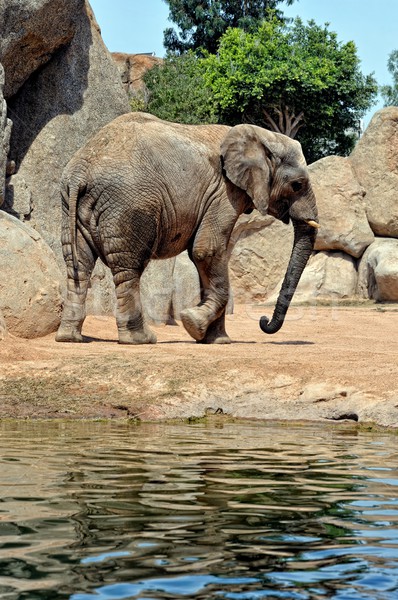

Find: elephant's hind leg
<box><xmin>105</xmin><ymin>213</ymin><xmax>158</xmax><ymax>344</ymax></box>
<box><xmin>113</xmin><ymin>268</ymin><xmax>157</xmax><ymax>345</ymax></box>
<box><xmin>56</xmin><ymin>240</ymin><xmax>96</xmax><ymax>343</ymax></box>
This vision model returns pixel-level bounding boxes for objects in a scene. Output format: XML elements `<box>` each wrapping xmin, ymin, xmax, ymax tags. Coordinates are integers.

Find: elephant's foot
<box><xmin>198</xmin><ymin>333</ymin><xmax>232</xmax><ymax>344</ymax></box>
<box><xmin>198</xmin><ymin>320</ymin><xmax>231</xmax><ymax>344</ymax></box>
<box><xmin>180</xmin><ymin>307</ymin><xmax>211</xmax><ymax>342</ymax></box>
<box><xmin>55</xmin><ymin>324</ymin><xmax>84</xmax><ymax>343</ymax></box>
<box><xmin>118</xmin><ymin>327</ymin><xmax>157</xmax><ymax>345</ymax></box>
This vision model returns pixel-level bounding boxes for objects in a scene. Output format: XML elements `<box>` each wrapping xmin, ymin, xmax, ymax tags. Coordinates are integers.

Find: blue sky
<box><xmin>90</xmin><ymin>0</ymin><xmax>398</xmax><ymax>126</ymax></box>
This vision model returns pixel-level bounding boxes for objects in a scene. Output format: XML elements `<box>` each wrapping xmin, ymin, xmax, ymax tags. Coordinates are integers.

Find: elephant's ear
<box><xmin>220</xmin><ymin>124</ymin><xmax>281</xmax><ymax>216</ymax></box>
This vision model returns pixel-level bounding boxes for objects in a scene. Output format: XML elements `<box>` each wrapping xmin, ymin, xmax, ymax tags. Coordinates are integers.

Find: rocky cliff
<box><xmin>112</xmin><ymin>52</ymin><xmax>162</xmax><ymax>98</ymax></box>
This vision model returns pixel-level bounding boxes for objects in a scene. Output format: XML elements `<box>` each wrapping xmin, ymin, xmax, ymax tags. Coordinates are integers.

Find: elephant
<box><xmin>55</xmin><ymin>112</ymin><xmax>318</xmax><ymax>345</ymax></box>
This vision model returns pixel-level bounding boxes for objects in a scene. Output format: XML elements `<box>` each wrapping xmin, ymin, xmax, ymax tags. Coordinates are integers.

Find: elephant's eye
<box><xmin>291</xmin><ymin>180</ymin><xmax>303</xmax><ymax>193</ymax></box>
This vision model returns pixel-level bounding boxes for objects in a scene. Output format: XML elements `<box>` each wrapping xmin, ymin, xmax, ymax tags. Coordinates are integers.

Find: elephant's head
<box><xmin>221</xmin><ymin>124</ymin><xmax>319</xmax><ymax>334</ymax></box>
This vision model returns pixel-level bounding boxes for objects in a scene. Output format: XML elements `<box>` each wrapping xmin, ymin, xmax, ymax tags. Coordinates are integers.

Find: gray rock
<box><xmin>266</xmin><ymin>251</ymin><xmax>358</xmax><ymax>305</ymax></box>
<box><xmin>309</xmin><ymin>155</ymin><xmax>374</xmax><ymax>258</ymax></box>
<box><xmin>229</xmin><ymin>214</ymin><xmax>293</xmax><ymax>302</ymax></box>
<box><xmin>2</xmin><ymin>172</ymin><xmax>32</xmax><ymax>219</ymax></box>
<box><xmin>141</xmin><ymin>252</ymin><xmax>201</xmax><ymax>325</ymax></box>
<box><xmin>112</xmin><ymin>52</ymin><xmax>162</xmax><ymax>98</ymax></box>
<box><xmin>141</xmin><ymin>258</ymin><xmax>176</xmax><ymax>325</ymax></box>
<box><xmin>85</xmin><ymin>260</ymin><xmax>116</xmax><ymax>317</ymax></box>
<box><xmin>350</xmin><ymin>107</ymin><xmax>398</xmax><ymax>237</ymax></box>
<box><xmin>0</xmin><ymin>63</ymin><xmax>11</xmax><ymax>207</ymax></box>
<box><xmin>0</xmin><ymin>212</ymin><xmax>63</xmax><ymax>338</ymax></box>
<box><xmin>171</xmin><ymin>252</ymin><xmax>201</xmax><ymax>321</ymax></box>
<box><xmin>0</xmin><ymin>309</ymin><xmax>6</xmax><ymax>340</ymax></box>
<box><xmin>357</xmin><ymin>238</ymin><xmax>398</xmax><ymax>301</ymax></box>
<box><xmin>6</xmin><ymin>2</ymin><xmax>129</xmax><ymax>255</ymax></box>
<box><xmin>0</xmin><ymin>0</ymin><xmax>83</xmax><ymax>99</ymax></box>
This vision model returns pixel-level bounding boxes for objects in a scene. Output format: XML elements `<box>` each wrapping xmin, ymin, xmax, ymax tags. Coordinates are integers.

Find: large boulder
<box><xmin>298</xmin><ymin>251</ymin><xmax>358</xmax><ymax>302</ymax></box>
<box><xmin>357</xmin><ymin>238</ymin><xmax>398</xmax><ymax>301</ymax></box>
<box><xmin>350</xmin><ymin>107</ymin><xmax>398</xmax><ymax>237</ymax></box>
<box><xmin>1</xmin><ymin>0</ymin><xmax>130</xmax><ymax>317</ymax></box>
<box><xmin>0</xmin><ymin>0</ymin><xmax>83</xmax><ymax>99</ymax></box>
<box><xmin>266</xmin><ymin>251</ymin><xmax>358</xmax><ymax>305</ymax></box>
<box><xmin>309</xmin><ymin>155</ymin><xmax>374</xmax><ymax>258</ymax></box>
<box><xmin>4</xmin><ymin>1</ymin><xmax>130</xmax><ymax>252</ymax></box>
<box><xmin>112</xmin><ymin>52</ymin><xmax>162</xmax><ymax>98</ymax></box>
<box><xmin>141</xmin><ymin>252</ymin><xmax>201</xmax><ymax>325</ymax></box>
<box><xmin>0</xmin><ymin>211</ymin><xmax>63</xmax><ymax>338</ymax></box>
<box><xmin>229</xmin><ymin>213</ymin><xmax>293</xmax><ymax>302</ymax></box>
<box><xmin>0</xmin><ymin>63</ymin><xmax>11</xmax><ymax>339</ymax></box>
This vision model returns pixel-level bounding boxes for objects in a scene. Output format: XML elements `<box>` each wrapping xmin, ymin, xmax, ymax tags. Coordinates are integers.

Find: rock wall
<box><xmin>0</xmin><ymin>64</ymin><xmax>11</xmax><ymax>208</ymax></box>
<box><xmin>4</xmin><ymin>1</ymin><xmax>130</xmax><ymax>249</ymax></box>
<box><xmin>0</xmin><ymin>63</ymin><xmax>12</xmax><ymax>334</ymax></box>
<box><xmin>112</xmin><ymin>52</ymin><xmax>162</xmax><ymax>98</ymax></box>
<box><xmin>350</xmin><ymin>107</ymin><xmax>398</xmax><ymax>237</ymax></box>
<box><xmin>0</xmin><ymin>0</ymin><xmax>83</xmax><ymax>99</ymax></box>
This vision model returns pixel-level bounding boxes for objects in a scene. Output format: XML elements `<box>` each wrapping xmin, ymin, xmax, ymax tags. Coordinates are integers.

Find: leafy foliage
<box><xmin>143</xmin><ymin>13</ymin><xmax>377</xmax><ymax>162</ymax></box>
<box><xmin>201</xmin><ymin>17</ymin><xmax>378</xmax><ymax>162</ymax></box>
<box><xmin>129</xmin><ymin>92</ymin><xmax>147</xmax><ymax>113</ymax></box>
<box><xmin>163</xmin><ymin>0</ymin><xmax>296</xmax><ymax>54</ymax></box>
<box><xmin>143</xmin><ymin>52</ymin><xmax>217</xmax><ymax>124</ymax></box>
<box><xmin>381</xmin><ymin>49</ymin><xmax>398</xmax><ymax>106</ymax></box>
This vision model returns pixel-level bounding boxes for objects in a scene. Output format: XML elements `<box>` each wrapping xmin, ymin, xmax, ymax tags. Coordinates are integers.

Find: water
<box><xmin>0</xmin><ymin>421</ymin><xmax>398</xmax><ymax>600</ymax></box>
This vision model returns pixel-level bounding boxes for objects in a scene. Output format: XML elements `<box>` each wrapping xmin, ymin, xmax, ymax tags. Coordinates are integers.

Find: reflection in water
<box><xmin>0</xmin><ymin>421</ymin><xmax>397</xmax><ymax>599</ymax></box>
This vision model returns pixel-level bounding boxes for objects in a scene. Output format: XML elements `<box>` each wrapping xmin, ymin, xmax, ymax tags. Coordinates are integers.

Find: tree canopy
<box><xmin>201</xmin><ymin>17</ymin><xmax>378</xmax><ymax>161</ymax></box>
<box><xmin>163</xmin><ymin>0</ymin><xmax>296</xmax><ymax>54</ymax></box>
<box><xmin>144</xmin><ymin>13</ymin><xmax>378</xmax><ymax>162</ymax></box>
<box><xmin>144</xmin><ymin>52</ymin><xmax>217</xmax><ymax>124</ymax></box>
<box><xmin>381</xmin><ymin>49</ymin><xmax>398</xmax><ymax>107</ymax></box>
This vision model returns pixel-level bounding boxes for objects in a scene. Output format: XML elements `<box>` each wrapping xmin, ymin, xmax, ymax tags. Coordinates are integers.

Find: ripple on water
<box><xmin>0</xmin><ymin>421</ymin><xmax>397</xmax><ymax>599</ymax></box>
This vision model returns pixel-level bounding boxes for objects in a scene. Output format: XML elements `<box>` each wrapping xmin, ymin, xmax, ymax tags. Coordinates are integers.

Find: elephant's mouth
<box><xmin>270</xmin><ymin>200</ymin><xmax>320</xmax><ymax>229</ymax></box>
<box><xmin>269</xmin><ymin>199</ymin><xmax>290</xmax><ymax>224</ymax></box>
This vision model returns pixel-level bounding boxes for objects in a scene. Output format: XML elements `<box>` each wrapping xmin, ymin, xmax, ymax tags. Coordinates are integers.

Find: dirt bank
<box><xmin>1</xmin><ymin>304</ymin><xmax>397</xmax><ymax>428</ymax></box>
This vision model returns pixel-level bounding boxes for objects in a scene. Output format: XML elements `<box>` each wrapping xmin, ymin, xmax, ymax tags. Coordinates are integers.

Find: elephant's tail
<box><xmin>69</xmin><ymin>182</ymin><xmax>79</xmax><ymax>276</ymax></box>
<box><xmin>62</xmin><ymin>177</ymin><xmax>86</xmax><ymax>279</ymax></box>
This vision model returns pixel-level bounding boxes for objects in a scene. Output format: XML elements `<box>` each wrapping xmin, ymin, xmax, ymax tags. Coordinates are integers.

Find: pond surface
<box><xmin>0</xmin><ymin>421</ymin><xmax>397</xmax><ymax>600</ymax></box>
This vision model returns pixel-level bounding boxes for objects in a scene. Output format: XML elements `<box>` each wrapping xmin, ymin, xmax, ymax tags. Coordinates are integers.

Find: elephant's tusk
<box><xmin>305</xmin><ymin>220</ymin><xmax>320</xmax><ymax>229</ymax></box>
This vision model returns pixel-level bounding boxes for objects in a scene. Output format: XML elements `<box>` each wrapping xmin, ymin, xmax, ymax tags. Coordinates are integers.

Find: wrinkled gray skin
<box><xmin>56</xmin><ymin>112</ymin><xmax>318</xmax><ymax>345</ymax></box>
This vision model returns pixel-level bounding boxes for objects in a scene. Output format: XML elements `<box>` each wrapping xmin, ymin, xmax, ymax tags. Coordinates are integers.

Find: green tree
<box><xmin>381</xmin><ymin>49</ymin><xmax>398</xmax><ymax>106</ymax></box>
<box><xmin>144</xmin><ymin>52</ymin><xmax>217</xmax><ymax>124</ymax></box>
<box><xmin>202</xmin><ymin>17</ymin><xmax>378</xmax><ymax>162</ymax></box>
<box><xmin>163</xmin><ymin>0</ymin><xmax>296</xmax><ymax>54</ymax></box>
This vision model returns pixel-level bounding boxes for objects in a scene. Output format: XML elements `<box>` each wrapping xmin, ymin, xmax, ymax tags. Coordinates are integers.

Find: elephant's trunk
<box><xmin>260</xmin><ymin>219</ymin><xmax>317</xmax><ymax>334</ymax></box>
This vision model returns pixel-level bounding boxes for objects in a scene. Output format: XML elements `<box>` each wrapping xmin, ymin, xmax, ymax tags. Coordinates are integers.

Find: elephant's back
<box><xmin>61</xmin><ymin>113</ymin><xmax>230</xmax><ymax>206</ymax></box>
<box><xmin>70</xmin><ymin>113</ymin><xmax>229</xmax><ymax>164</ymax></box>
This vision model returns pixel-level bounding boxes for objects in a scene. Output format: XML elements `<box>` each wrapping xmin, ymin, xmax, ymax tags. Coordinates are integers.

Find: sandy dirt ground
<box><xmin>1</xmin><ymin>303</ymin><xmax>398</xmax><ymax>428</ymax></box>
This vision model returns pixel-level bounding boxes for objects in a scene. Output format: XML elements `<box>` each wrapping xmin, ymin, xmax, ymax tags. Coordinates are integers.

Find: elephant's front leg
<box><xmin>113</xmin><ymin>269</ymin><xmax>157</xmax><ymax>345</ymax></box>
<box><xmin>180</xmin><ymin>251</ymin><xmax>231</xmax><ymax>344</ymax></box>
